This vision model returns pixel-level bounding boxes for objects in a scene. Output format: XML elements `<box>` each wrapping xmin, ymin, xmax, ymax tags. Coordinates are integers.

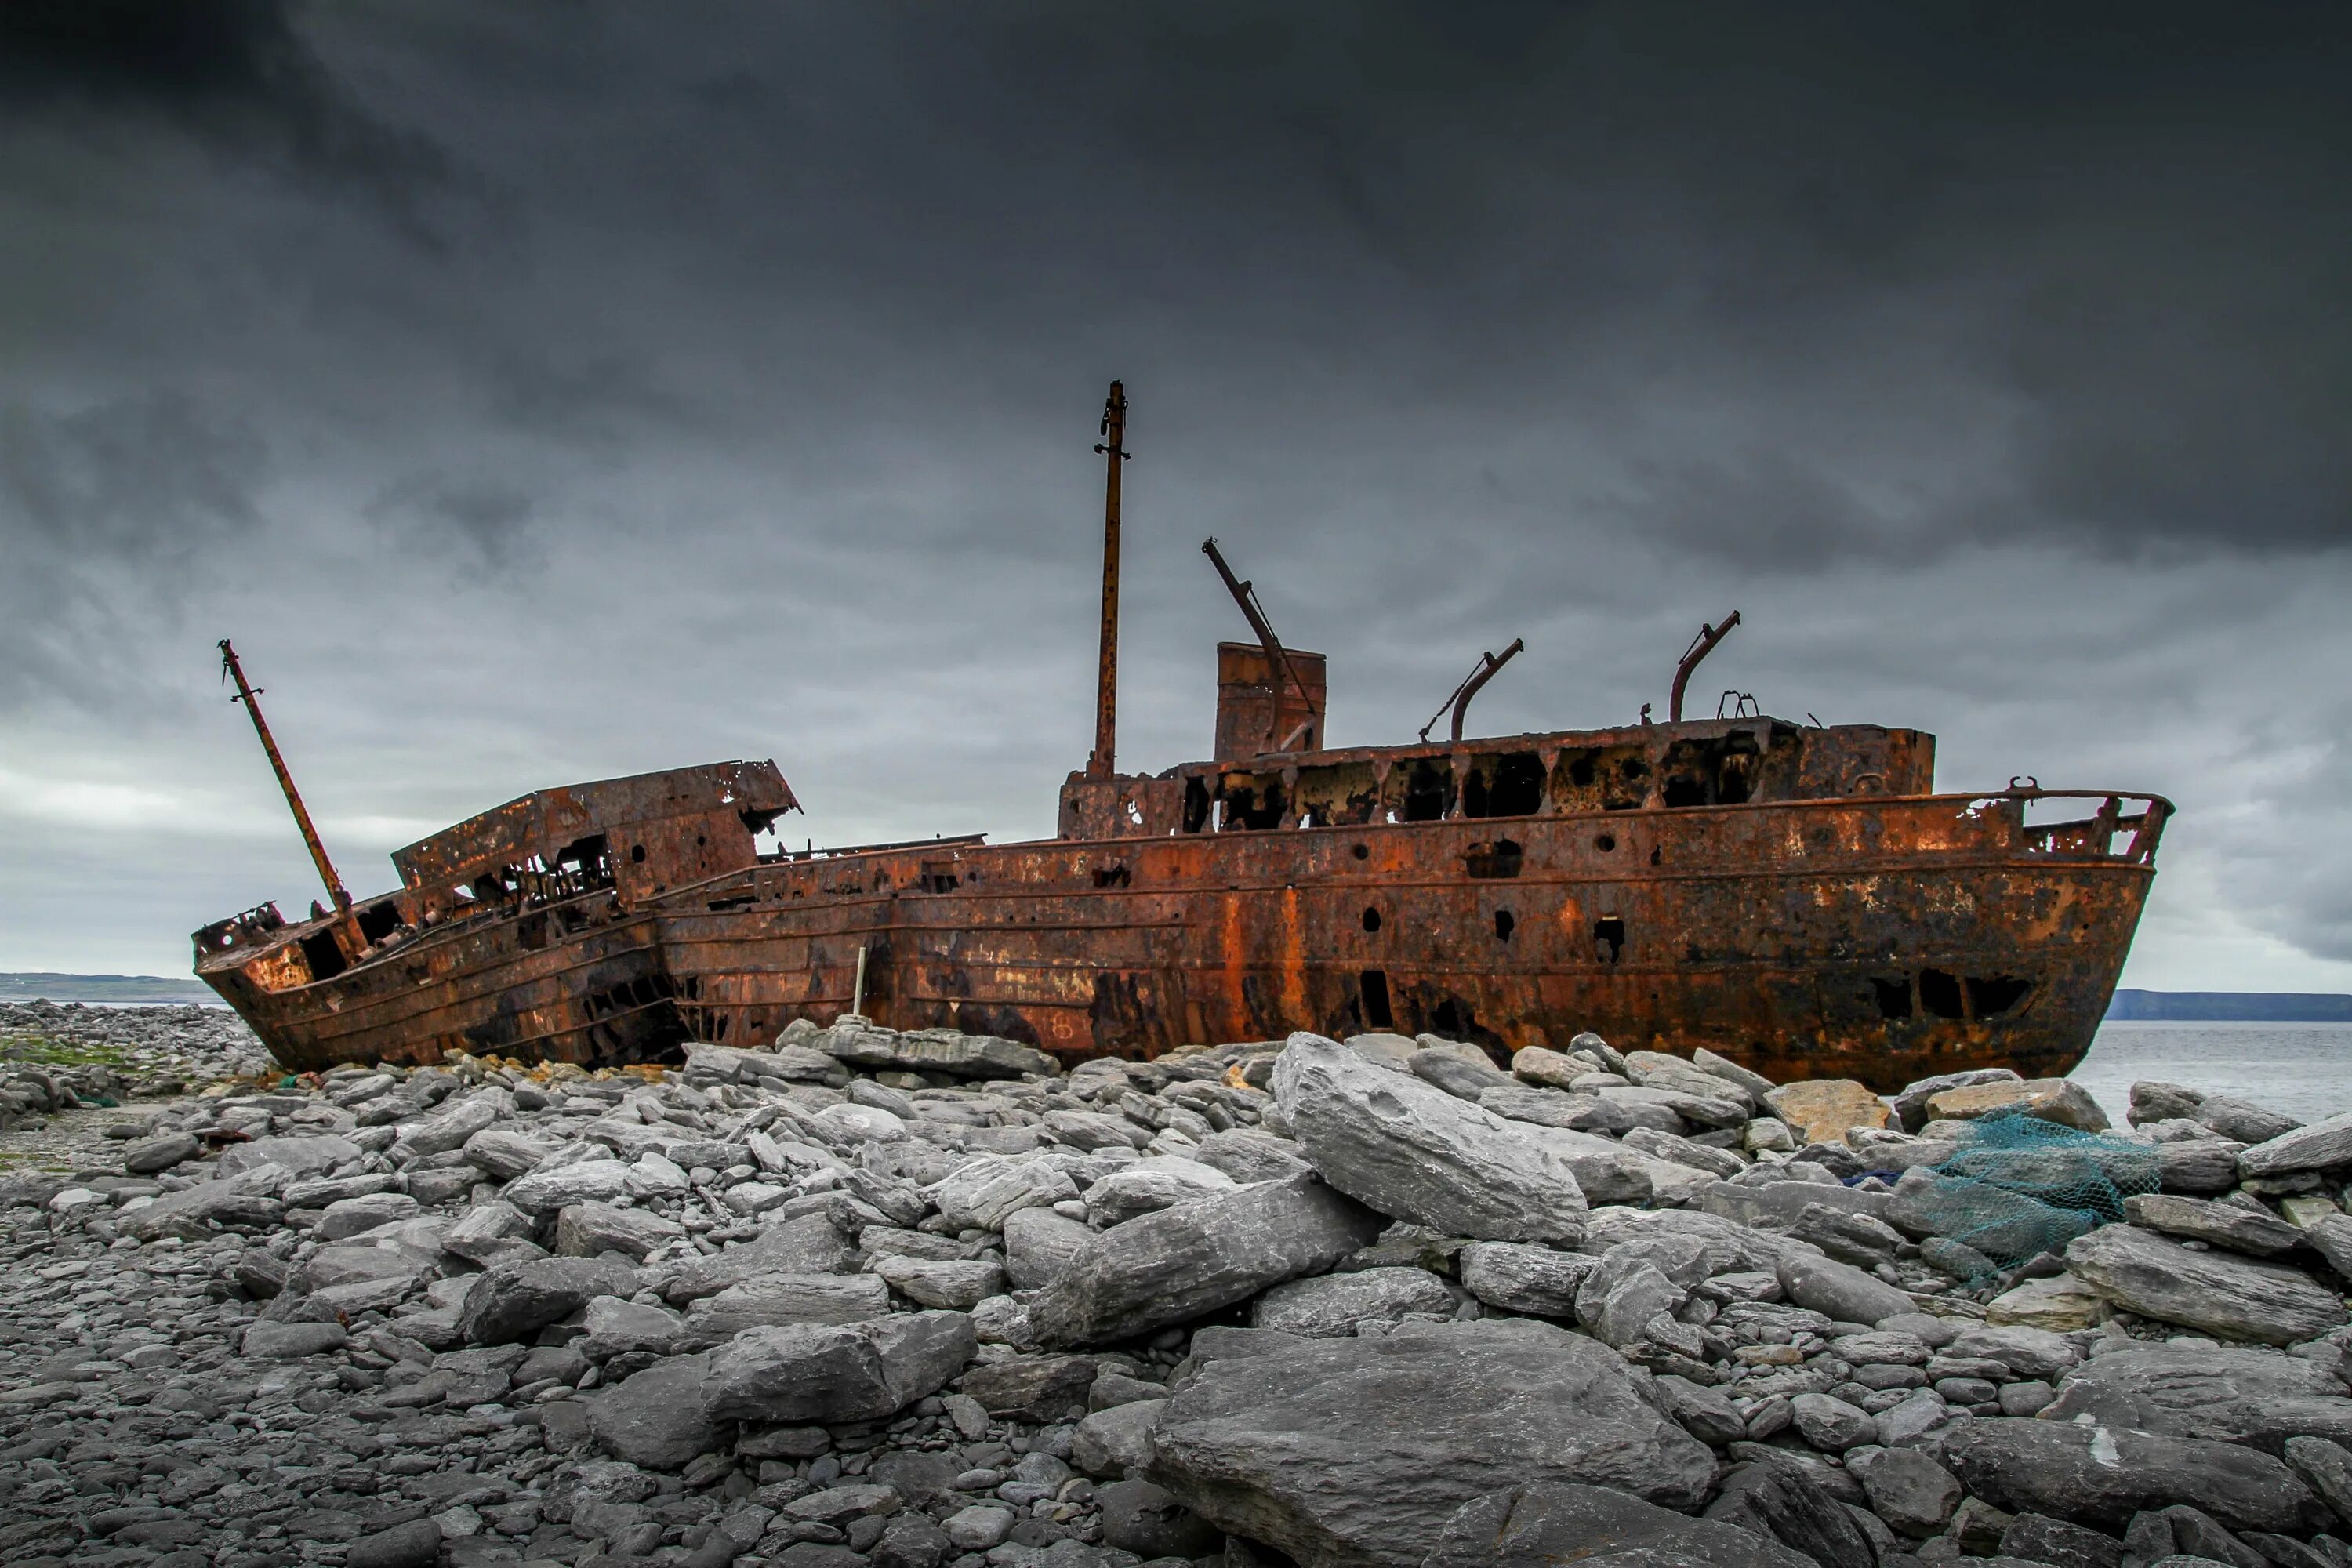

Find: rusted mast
<box><xmin>1668</xmin><ymin>611</ymin><xmax>1742</xmax><ymax>723</ymax></box>
<box><xmin>1086</xmin><ymin>382</ymin><xmax>1129</xmax><ymax>779</ymax></box>
<box><xmin>219</xmin><ymin>639</ymin><xmax>358</xmax><ymax>944</ymax></box>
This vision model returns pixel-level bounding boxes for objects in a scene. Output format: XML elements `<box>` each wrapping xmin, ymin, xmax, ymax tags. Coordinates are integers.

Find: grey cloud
<box><xmin>0</xmin><ymin>0</ymin><xmax>455</xmax><ymax>234</ymax></box>
<box><xmin>3</xmin><ymin>1</ymin><xmax>2351</xmax><ymax>986</ymax></box>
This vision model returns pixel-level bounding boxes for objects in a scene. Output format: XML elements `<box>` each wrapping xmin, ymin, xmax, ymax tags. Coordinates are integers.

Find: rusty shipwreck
<box><xmin>194</xmin><ymin>384</ymin><xmax>2169</xmax><ymax>1093</ymax></box>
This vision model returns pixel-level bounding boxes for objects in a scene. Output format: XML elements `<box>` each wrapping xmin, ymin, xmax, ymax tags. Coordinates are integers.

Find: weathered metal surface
<box><xmin>1212</xmin><ymin>643</ymin><xmax>1327</xmax><ymax>766</ymax></box>
<box><xmin>191</xmin><ymin>387</ymin><xmax>2168</xmax><ymax>1091</ymax></box>
<box><xmin>194</xmin><ymin>717</ymin><xmax>2166</xmax><ymax>1092</ymax></box>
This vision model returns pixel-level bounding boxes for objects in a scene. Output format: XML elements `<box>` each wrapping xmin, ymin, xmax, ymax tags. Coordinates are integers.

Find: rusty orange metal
<box><xmin>195</xmin><ymin>388</ymin><xmax>2170</xmax><ymax>1093</ymax></box>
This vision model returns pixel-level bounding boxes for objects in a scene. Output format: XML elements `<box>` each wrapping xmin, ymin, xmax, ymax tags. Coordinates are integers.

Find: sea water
<box><xmin>2070</xmin><ymin>1020</ymin><xmax>2352</xmax><ymax>1127</ymax></box>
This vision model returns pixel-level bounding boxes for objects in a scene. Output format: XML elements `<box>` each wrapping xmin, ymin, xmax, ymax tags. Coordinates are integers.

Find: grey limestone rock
<box><xmin>2043</xmin><ymin>1343</ymin><xmax>2352</xmax><ymax>1452</ymax></box>
<box><xmin>957</xmin><ymin>1353</ymin><xmax>1098</xmax><ymax>1422</ymax></box>
<box><xmin>1703</xmin><ymin>1455</ymin><xmax>1881</xmax><ymax>1566</ymax></box>
<box><xmin>241</xmin><ymin>1319</ymin><xmax>347</xmax><ymax>1358</ymax></box>
<box><xmin>1027</xmin><ymin>1171</ymin><xmax>1381</xmax><ymax>1348</ymax></box>
<box><xmin>581</xmin><ymin>1294</ymin><xmax>686</xmax><ymax>1359</ymax></box>
<box><xmin>2195</xmin><ymin>1094</ymin><xmax>2303</xmax><ymax>1146</ymax></box>
<box><xmin>1895</xmin><ymin>1068</ymin><xmax>2020</xmax><ymax>1131</ymax></box>
<box><xmin>1192</xmin><ymin>1127</ymin><xmax>1312</xmax><ymax>1185</ymax></box>
<box><xmin>1788</xmin><ymin>1391</ymin><xmax>1878</xmax><ymax>1451</ymax></box>
<box><xmin>662</xmin><ymin>1210</ymin><xmax>862</xmax><ymax>1301</ymax></box>
<box><xmin>1144</xmin><ymin>1318</ymin><xmax>1715</xmax><ymax>1568</ymax></box>
<box><xmin>1942</xmin><ymin>1417</ymin><xmax>2329</xmax><ymax>1532</ymax></box>
<box><xmin>121</xmin><ymin>1132</ymin><xmax>199</xmax><ymax>1174</ymax></box>
<box><xmin>1425</xmin><ymin>1482</ymin><xmax>1816</xmax><ymax>1568</ymax></box>
<box><xmin>1249</xmin><ymin>1265</ymin><xmax>1454</xmax><ymax>1337</ymax></box>
<box><xmin>456</xmin><ymin>1254</ymin><xmax>640</xmax><ymax>1345</ymax></box>
<box><xmin>1777</xmin><ymin>1250</ymin><xmax>1916</xmax><ymax>1327</ymax></box>
<box><xmin>1998</xmin><ymin>1513</ymin><xmax>2126</xmax><ymax>1568</ymax></box>
<box><xmin>587</xmin><ymin>1352</ymin><xmax>725</xmax><ymax>1469</ymax></box>
<box><xmin>2284</xmin><ymin>1436</ymin><xmax>2352</xmax><ymax>1530</ymax></box>
<box><xmin>344</xmin><ymin>1519</ymin><xmax>443</xmax><ymax>1568</ymax></box>
<box><xmin>1406</xmin><ymin>1047</ymin><xmax>1512</xmax><ymax>1101</ymax></box>
<box><xmin>1479</xmin><ymin>1083</ymin><xmax>1630</xmax><ymax>1135</ymax></box>
<box><xmin>2238</xmin><ymin>1112</ymin><xmax>2352</xmax><ymax>1179</ymax></box>
<box><xmin>1073</xmin><ymin>1399</ymin><xmax>1167</xmax><ymax>1479</ymax></box>
<box><xmin>2122</xmin><ymin>1193</ymin><xmax>2305</xmax><ymax>1258</ymax></box>
<box><xmin>1276</xmin><ymin>1032</ymin><xmax>1589</xmax><ymax>1243</ymax></box>
<box><xmin>2064</xmin><ymin>1223</ymin><xmax>2347</xmax><ymax>1345</ymax></box>
<box><xmin>1948</xmin><ymin>1323</ymin><xmax>2082</xmax><ymax>1380</ymax></box>
<box><xmin>554</xmin><ymin>1199</ymin><xmax>684</xmax><ymax>1261</ymax></box>
<box><xmin>872</xmin><ymin>1254</ymin><xmax>1006</xmax><ymax>1310</ymax></box>
<box><xmin>501</xmin><ymin>1156</ymin><xmax>631</xmax><ymax>1215</ymax></box>
<box><xmin>1849</xmin><ymin>1446</ymin><xmax>1962</xmax><ymax>1537</ymax></box>
<box><xmin>1457</xmin><ymin>1240</ymin><xmax>1596</xmax><ymax>1316</ymax></box>
<box><xmin>1082</xmin><ymin>1157</ymin><xmax>1239</xmax><ymax>1228</ymax></box>
<box><xmin>927</xmin><ymin>1155</ymin><xmax>1079</xmax><ymax>1231</ymax></box>
<box><xmin>702</xmin><ymin>1311</ymin><xmax>977</xmax><ymax>1424</ymax></box>
<box><xmin>391</xmin><ymin>1092</ymin><xmax>506</xmax><ymax>1158</ymax></box>
<box><xmin>316</xmin><ymin>1190</ymin><xmax>420</xmax><ymax>1240</ymax></box>
<box><xmin>461</xmin><ymin>1126</ymin><xmax>561</xmax><ymax>1181</ymax></box>
<box><xmin>2158</xmin><ymin>1139</ymin><xmax>2246</xmax><ymax>1196</ymax></box>
<box><xmin>220</xmin><ymin>1133</ymin><xmax>363</xmax><ymax>1178</ymax></box>
<box><xmin>1002</xmin><ymin>1205</ymin><xmax>1094</xmax><ymax>1290</ymax></box>
<box><xmin>683</xmin><ymin>1272</ymin><xmax>892</xmax><ymax>1342</ymax></box>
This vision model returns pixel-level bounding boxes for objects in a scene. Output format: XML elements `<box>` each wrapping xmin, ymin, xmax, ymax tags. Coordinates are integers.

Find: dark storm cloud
<box><xmin>0</xmin><ymin>0</ymin><xmax>451</xmax><ymax>224</ymax></box>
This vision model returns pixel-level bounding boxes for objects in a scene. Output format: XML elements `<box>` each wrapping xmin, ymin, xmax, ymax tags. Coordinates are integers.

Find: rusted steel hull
<box><xmin>208</xmin><ymin>790</ymin><xmax>2155</xmax><ymax>1093</ymax></box>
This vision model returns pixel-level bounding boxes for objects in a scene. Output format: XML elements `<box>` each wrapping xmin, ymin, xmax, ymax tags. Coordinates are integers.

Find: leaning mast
<box><xmin>220</xmin><ymin>638</ymin><xmax>359</xmax><ymax>946</ymax></box>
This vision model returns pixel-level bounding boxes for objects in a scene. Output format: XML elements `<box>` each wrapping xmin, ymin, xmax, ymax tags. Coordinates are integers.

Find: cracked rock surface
<box><xmin>5</xmin><ymin>1011</ymin><xmax>2352</xmax><ymax>1568</ymax></box>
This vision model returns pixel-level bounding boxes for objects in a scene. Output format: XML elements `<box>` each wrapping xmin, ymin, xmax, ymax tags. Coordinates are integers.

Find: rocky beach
<box><xmin>7</xmin><ymin>1007</ymin><xmax>2352</xmax><ymax>1568</ymax></box>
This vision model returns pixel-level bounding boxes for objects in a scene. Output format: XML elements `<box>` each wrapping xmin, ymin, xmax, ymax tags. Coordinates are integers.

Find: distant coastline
<box><xmin>2107</xmin><ymin>989</ymin><xmax>2352</xmax><ymax>1022</ymax></box>
<box><xmin>0</xmin><ymin>973</ymin><xmax>221</xmax><ymax>1005</ymax></box>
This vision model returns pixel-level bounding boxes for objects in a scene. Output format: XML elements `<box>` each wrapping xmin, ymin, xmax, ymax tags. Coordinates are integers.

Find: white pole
<box><xmin>851</xmin><ymin>944</ymin><xmax>869</xmax><ymax>1020</ymax></box>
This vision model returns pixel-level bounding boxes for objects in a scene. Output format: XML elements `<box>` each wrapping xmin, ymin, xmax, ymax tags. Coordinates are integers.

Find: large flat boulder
<box><xmin>661</xmin><ymin>1210</ymin><xmax>861</xmax><ymax>1301</ymax></box>
<box><xmin>1249</xmin><ymin>1266</ymin><xmax>1454</xmax><ymax>1338</ymax></box>
<box><xmin>1942</xmin><ymin>1416</ymin><xmax>2329</xmax><ymax>1532</ymax></box>
<box><xmin>2240</xmin><ymin>1112</ymin><xmax>2352</xmax><ymax>1179</ymax></box>
<box><xmin>702</xmin><ymin>1311</ymin><xmax>976</xmax><ymax>1424</ymax></box>
<box><xmin>1143</xmin><ymin>1318</ymin><xmax>1715</xmax><ymax>1568</ymax></box>
<box><xmin>1027</xmin><ymin>1171</ymin><xmax>1380</xmax><ymax>1348</ymax></box>
<box><xmin>1425</xmin><ymin>1483</ymin><xmax>1814</xmax><ymax>1568</ymax></box>
<box><xmin>1272</xmin><ymin>1033</ymin><xmax>1589</xmax><ymax>1243</ymax></box>
<box><xmin>1924</xmin><ymin>1077</ymin><xmax>2109</xmax><ymax>1132</ymax></box>
<box><xmin>681</xmin><ymin>1272</ymin><xmax>892</xmax><ymax>1344</ymax></box>
<box><xmin>2063</xmin><ymin>1224</ymin><xmax>2347</xmax><ymax>1345</ymax></box>
<box><xmin>2042</xmin><ymin>1343</ymin><xmax>2352</xmax><ymax>1453</ymax></box>
<box><xmin>2118</xmin><ymin>1192</ymin><xmax>2303</xmax><ymax>1258</ymax></box>
<box><xmin>822</xmin><ymin>1023</ymin><xmax>1057</xmax><ymax>1080</ymax></box>
<box><xmin>1762</xmin><ymin>1080</ymin><xmax>1889</xmax><ymax>1144</ymax></box>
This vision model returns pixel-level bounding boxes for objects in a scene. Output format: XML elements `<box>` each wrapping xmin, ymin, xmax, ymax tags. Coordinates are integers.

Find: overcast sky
<box><xmin>3</xmin><ymin>2</ymin><xmax>2347</xmax><ymax>993</ymax></box>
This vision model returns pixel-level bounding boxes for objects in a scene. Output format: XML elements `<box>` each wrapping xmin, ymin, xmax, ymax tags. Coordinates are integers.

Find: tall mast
<box><xmin>220</xmin><ymin>639</ymin><xmax>355</xmax><ymax>935</ymax></box>
<box><xmin>1086</xmin><ymin>380</ymin><xmax>1129</xmax><ymax>779</ymax></box>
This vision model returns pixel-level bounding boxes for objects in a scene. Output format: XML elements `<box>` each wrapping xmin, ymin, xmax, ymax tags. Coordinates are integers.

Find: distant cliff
<box><xmin>2107</xmin><ymin>989</ymin><xmax>2352</xmax><ymax>1022</ymax></box>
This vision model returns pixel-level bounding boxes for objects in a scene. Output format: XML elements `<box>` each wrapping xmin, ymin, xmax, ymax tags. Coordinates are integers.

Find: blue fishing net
<box><xmin>1897</xmin><ymin>1112</ymin><xmax>2161</xmax><ymax>1272</ymax></box>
